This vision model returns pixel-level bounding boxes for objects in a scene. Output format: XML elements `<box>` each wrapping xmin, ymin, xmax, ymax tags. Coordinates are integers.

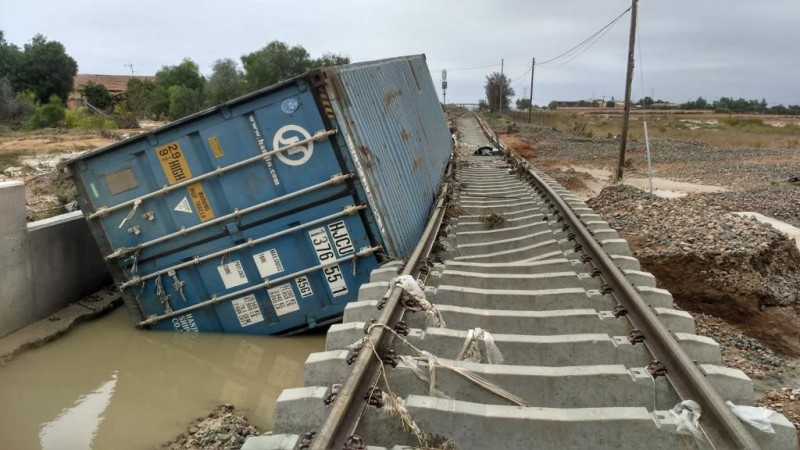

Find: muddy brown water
<box><xmin>0</xmin><ymin>308</ymin><xmax>325</xmax><ymax>449</ymax></box>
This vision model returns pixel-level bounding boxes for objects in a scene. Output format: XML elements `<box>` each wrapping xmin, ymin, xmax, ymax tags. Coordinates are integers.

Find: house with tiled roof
<box><xmin>68</xmin><ymin>74</ymin><xmax>155</xmax><ymax>109</ymax></box>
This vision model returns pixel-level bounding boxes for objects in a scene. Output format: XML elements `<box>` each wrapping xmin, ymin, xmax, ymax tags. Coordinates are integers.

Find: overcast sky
<box><xmin>1</xmin><ymin>0</ymin><xmax>798</xmax><ymax>106</ymax></box>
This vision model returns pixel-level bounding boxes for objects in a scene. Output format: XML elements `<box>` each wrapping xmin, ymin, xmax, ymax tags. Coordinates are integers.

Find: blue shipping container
<box><xmin>66</xmin><ymin>55</ymin><xmax>451</xmax><ymax>335</ymax></box>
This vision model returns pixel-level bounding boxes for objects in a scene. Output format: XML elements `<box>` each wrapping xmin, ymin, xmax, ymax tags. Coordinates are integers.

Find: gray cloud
<box><xmin>1</xmin><ymin>0</ymin><xmax>797</xmax><ymax>105</ymax></box>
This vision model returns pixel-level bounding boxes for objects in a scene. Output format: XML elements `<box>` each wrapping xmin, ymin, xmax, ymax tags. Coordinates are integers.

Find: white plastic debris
<box><xmin>726</xmin><ymin>401</ymin><xmax>776</xmax><ymax>434</ymax></box>
<box><xmin>457</xmin><ymin>328</ymin><xmax>504</xmax><ymax>365</ymax></box>
<box><xmin>670</xmin><ymin>400</ymin><xmax>704</xmax><ymax>440</ymax></box>
<box><xmin>390</xmin><ymin>275</ymin><xmax>446</xmax><ymax>327</ymax></box>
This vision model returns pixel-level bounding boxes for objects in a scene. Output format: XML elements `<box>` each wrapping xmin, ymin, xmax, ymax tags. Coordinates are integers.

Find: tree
<box><xmin>241</xmin><ymin>41</ymin><xmax>311</xmax><ymax>90</ymax></box>
<box><xmin>125</xmin><ymin>78</ymin><xmax>158</xmax><ymax>119</ymax></box>
<box><xmin>641</xmin><ymin>96</ymin><xmax>654</xmax><ymax>107</ymax></box>
<box><xmin>0</xmin><ymin>31</ymin><xmax>21</xmax><ymax>83</ymax></box>
<box><xmin>81</xmin><ymin>81</ymin><xmax>113</xmax><ymax>110</ymax></box>
<box><xmin>681</xmin><ymin>96</ymin><xmax>708</xmax><ymax>110</ymax></box>
<box><xmin>166</xmin><ymin>85</ymin><xmax>203</xmax><ymax>120</ymax></box>
<box><xmin>205</xmin><ymin>58</ymin><xmax>245</xmax><ymax>105</ymax></box>
<box><xmin>515</xmin><ymin>98</ymin><xmax>532</xmax><ymax>110</ymax></box>
<box><xmin>483</xmin><ymin>72</ymin><xmax>514</xmax><ymax>112</ymax></box>
<box><xmin>156</xmin><ymin>58</ymin><xmax>205</xmax><ymax>91</ymax></box>
<box><xmin>153</xmin><ymin>58</ymin><xmax>205</xmax><ymax>118</ymax></box>
<box><xmin>311</xmin><ymin>52</ymin><xmax>350</xmax><ymax>68</ymax></box>
<box><xmin>15</xmin><ymin>34</ymin><xmax>77</xmax><ymax>104</ymax></box>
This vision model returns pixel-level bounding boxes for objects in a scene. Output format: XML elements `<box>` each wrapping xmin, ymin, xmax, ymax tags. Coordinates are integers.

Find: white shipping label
<box><xmin>267</xmin><ymin>283</ymin><xmax>300</xmax><ymax>316</ymax></box>
<box><xmin>231</xmin><ymin>294</ymin><xmax>265</xmax><ymax>327</ymax></box>
<box><xmin>295</xmin><ymin>276</ymin><xmax>313</xmax><ymax>298</ymax></box>
<box><xmin>308</xmin><ymin>227</ymin><xmax>349</xmax><ymax>297</ymax></box>
<box><xmin>217</xmin><ymin>260</ymin><xmax>248</xmax><ymax>289</ymax></box>
<box><xmin>253</xmin><ymin>248</ymin><xmax>284</xmax><ymax>278</ymax></box>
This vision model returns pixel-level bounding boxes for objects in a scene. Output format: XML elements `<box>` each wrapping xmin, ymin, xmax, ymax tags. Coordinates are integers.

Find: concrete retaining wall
<box><xmin>0</xmin><ymin>181</ymin><xmax>110</xmax><ymax>338</ymax></box>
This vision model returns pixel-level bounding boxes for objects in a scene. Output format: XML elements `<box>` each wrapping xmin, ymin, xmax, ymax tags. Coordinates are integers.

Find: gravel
<box><xmin>587</xmin><ymin>184</ymin><xmax>800</xmax><ymax>308</ymax></box>
<box><xmin>694</xmin><ymin>313</ymin><xmax>785</xmax><ymax>380</ymax></box>
<box><xmin>160</xmin><ymin>404</ymin><xmax>261</xmax><ymax>450</ymax></box>
<box><xmin>504</xmin><ymin>121</ymin><xmax>800</xmax><ymax>228</ymax></box>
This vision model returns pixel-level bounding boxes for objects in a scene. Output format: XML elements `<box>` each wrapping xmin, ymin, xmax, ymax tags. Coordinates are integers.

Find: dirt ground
<box><xmin>0</xmin><ymin>129</ymin><xmax>142</xmax><ymax>220</ymax></box>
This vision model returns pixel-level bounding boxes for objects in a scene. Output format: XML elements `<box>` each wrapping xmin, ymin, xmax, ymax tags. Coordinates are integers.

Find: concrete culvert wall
<box><xmin>0</xmin><ymin>181</ymin><xmax>110</xmax><ymax>338</ymax></box>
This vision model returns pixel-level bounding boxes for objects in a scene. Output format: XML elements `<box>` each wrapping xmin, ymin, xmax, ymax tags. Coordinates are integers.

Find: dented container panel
<box><xmin>323</xmin><ymin>56</ymin><xmax>452</xmax><ymax>257</ymax></box>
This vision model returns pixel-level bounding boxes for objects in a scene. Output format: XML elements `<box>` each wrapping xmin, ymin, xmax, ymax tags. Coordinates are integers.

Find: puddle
<box><xmin>560</xmin><ymin>165</ymin><xmax>729</xmax><ymax>200</ymax></box>
<box><xmin>0</xmin><ymin>308</ymin><xmax>324</xmax><ymax>450</ymax></box>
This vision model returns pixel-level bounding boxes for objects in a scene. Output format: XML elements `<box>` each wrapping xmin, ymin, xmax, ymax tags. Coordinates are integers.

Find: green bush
<box><xmin>64</xmin><ymin>107</ymin><xmax>118</xmax><ymax>130</ymax></box>
<box><xmin>25</xmin><ymin>95</ymin><xmax>65</xmax><ymax>129</ymax></box>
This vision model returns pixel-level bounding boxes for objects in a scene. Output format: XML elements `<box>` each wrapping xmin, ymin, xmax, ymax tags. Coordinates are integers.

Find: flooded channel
<box><xmin>0</xmin><ymin>307</ymin><xmax>325</xmax><ymax>449</ymax></box>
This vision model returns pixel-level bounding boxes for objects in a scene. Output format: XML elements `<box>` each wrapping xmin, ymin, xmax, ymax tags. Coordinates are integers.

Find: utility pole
<box><xmin>441</xmin><ymin>70</ymin><xmax>448</xmax><ymax>108</ymax></box>
<box><xmin>528</xmin><ymin>57</ymin><xmax>536</xmax><ymax>124</ymax></box>
<box><xmin>499</xmin><ymin>59</ymin><xmax>504</xmax><ymax>115</ymax></box>
<box><xmin>616</xmin><ymin>0</ymin><xmax>638</xmax><ymax>181</ymax></box>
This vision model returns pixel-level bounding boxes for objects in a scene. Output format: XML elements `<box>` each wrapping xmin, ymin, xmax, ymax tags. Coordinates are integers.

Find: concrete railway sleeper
<box><xmin>247</xmin><ymin>115</ymin><xmax>798</xmax><ymax>449</ymax></box>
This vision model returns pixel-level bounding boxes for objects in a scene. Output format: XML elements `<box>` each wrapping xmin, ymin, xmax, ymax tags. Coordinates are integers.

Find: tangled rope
<box><xmin>389</xmin><ymin>275</ymin><xmax>446</xmax><ymax>328</ymax></box>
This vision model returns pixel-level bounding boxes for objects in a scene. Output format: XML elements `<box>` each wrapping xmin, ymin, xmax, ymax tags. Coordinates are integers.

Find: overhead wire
<box><xmin>542</xmin><ymin>19</ymin><xmax>621</xmax><ymax>69</ymax></box>
<box><xmin>447</xmin><ymin>61</ymin><xmax>502</xmax><ymax>72</ymax></box>
<box><xmin>535</xmin><ymin>6</ymin><xmax>631</xmax><ymax>67</ymax></box>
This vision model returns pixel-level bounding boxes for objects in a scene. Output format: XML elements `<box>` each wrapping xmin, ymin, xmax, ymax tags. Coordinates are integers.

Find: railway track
<box><xmin>248</xmin><ymin>114</ymin><xmax>797</xmax><ymax>450</ymax></box>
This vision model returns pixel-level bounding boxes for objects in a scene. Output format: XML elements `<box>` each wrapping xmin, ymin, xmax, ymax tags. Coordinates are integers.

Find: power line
<box><xmin>543</xmin><ymin>20</ymin><xmax>620</xmax><ymax>69</ymax></box>
<box><xmin>447</xmin><ymin>61</ymin><xmax>502</xmax><ymax>72</ymax></box>
<box><xmin>536</xmin><ymin>6</ymin><xmax>631</xmax><ymax>67</ymax></box>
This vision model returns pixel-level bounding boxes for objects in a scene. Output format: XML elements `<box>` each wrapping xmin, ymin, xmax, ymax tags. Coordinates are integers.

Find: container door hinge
<box><xmin>168</xmin><ymin>270</ymin><xmax>187</xmax><ymax>302</ymax></box>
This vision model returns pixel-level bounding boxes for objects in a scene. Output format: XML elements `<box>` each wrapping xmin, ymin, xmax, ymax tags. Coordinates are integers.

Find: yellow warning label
<box><xmin>156</xmin><ymin>141</ymin><xmax>192</xmax><ymax>185</ymax></box>
<box><xmin>187</xmin><ymin>182</ymin><xmax>215</xmax><ymax>222</ymax></box>
<box><xmin>208</xmin><ymin>136</ymin><xmax>224</xmax><ymax>158</ymax></box>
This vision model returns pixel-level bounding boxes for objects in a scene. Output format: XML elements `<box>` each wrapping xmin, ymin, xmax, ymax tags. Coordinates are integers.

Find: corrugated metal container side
<box><xmin>66</xmin><ymin>54</ymin><xmax>450</xmax><ymax>335</ymax></box>
<box><xmin>321</xmin><ymin>56</ymin><xmax>452</xmax><ymax>257</ymax></box>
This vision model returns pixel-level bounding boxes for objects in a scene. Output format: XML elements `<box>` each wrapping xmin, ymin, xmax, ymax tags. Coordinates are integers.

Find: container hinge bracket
<box><xmin>154</xmin><ymin>275</ymin><xmax>173</xmax><ymax>313</ymax></box>
<box><xmin>168</xmin><ymin>269</ymin><xmax>187</xmax><ymax>302</ymax></box>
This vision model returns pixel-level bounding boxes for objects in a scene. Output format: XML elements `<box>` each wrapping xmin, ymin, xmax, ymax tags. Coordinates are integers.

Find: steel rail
<box><xmin>475</xmin><ymin>113</ymin><xmax>759</xmax><ymax>449</ymax></box>
<box><xmin>310</xmin><ymin>163</ymin><xmax>452</xmax><ymax>450</ymax></box>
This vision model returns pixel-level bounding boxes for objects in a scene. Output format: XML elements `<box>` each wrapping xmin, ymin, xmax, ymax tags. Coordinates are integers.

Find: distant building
<box><xmin>68</xmin><ymin>74</ymin><xmax>155</xmax><ymax>109</ymax></box>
